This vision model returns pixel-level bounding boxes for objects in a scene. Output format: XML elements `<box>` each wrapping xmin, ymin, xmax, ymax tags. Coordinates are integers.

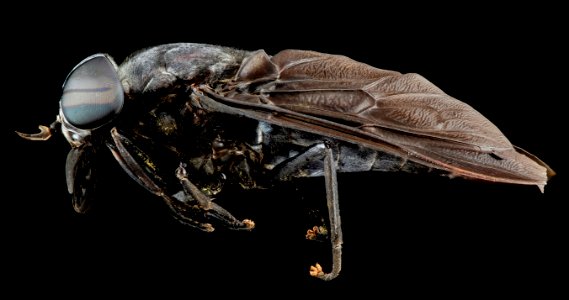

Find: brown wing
<box><xmin>198</xmin><ymin>49</ymin><xmax>551</xmax><ymax>190</ymax></box>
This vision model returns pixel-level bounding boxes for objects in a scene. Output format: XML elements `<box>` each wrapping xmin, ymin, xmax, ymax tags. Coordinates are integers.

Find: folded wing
<box><xmin>207</xmin><ymin>49</ymin><xmax>551</xmax><ymax>190</ymax></box>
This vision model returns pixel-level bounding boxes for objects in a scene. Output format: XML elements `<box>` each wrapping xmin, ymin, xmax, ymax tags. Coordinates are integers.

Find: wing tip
<box><xmin>513</xmin><ymin>145</ymin><xmax>555</xmax><ymax>194</ymax></box>
<box><xmin>514</xmin><ymin>145</ymin><xmax>555</xmax><ymax>175</ymax></box>
<box><xmin>410</xmin><ymin>144</ymin><xmax>553</xmax><ymax>192</ymax></box>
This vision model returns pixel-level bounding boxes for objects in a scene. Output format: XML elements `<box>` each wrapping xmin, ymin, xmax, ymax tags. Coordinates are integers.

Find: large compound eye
<box><xmin>61</xmin><ymin>54</ymin><xmax>124</xmax><ymax>128</ymax></box>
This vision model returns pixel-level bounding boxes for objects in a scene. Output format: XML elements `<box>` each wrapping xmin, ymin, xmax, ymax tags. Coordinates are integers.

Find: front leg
<box><xmin>108</xmin><ymin>127</ymin><xmax>253</xmax><ymax>232</ymax></box>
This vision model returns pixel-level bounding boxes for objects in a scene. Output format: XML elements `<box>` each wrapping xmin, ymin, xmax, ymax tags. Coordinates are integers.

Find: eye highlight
<box><xmin>60</xmin><ymin>54</ymin><xmax>124</xmax><ymax>128</ymax></box>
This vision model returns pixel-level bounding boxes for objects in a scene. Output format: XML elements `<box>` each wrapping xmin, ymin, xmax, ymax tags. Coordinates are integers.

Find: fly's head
<box><xmin>17</xmin><ymin>54</ymin><xmax>125</xmax><ymax>213</ymax></box>
<box><xmin>17</xmin><ymin>54</ymin><xmax>124</xmax><ymax>146</ymax></box>
<box><xmin>62</xmin><ymin>54</ymin><xmax>124</xmax><ymax>146</ymax></box>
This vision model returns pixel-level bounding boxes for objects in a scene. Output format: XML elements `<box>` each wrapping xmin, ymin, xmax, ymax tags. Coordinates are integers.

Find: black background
<box><xmin>4</xmin><ymin>4</ymin><xmax>566</xmax><ymax>297</ymax></box>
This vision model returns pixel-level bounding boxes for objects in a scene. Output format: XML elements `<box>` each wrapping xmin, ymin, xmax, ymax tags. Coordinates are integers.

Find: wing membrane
<box><xmin>204</xmin><ymin>49</ymin><xmax>550</xmax><ymax>188</ymax></box>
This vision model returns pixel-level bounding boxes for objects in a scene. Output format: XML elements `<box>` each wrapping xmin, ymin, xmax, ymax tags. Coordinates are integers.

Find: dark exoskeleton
<box><xmin>17</xmin><ymin>43</ymin><xmax>554</xmax><ymax>280</ymax></box>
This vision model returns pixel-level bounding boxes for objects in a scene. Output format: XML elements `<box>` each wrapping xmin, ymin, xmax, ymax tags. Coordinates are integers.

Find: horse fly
<box><xmin>17</xmin><ymin>43</ymin><xmax>554</xmax><ymax>280</ymax></box>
